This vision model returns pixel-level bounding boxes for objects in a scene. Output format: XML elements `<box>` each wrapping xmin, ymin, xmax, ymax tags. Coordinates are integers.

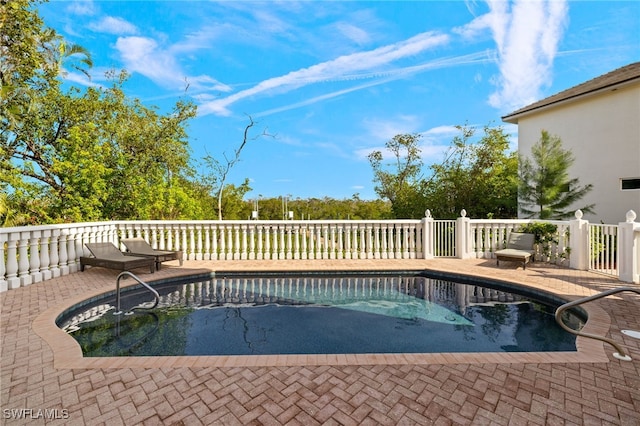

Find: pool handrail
<box><xmin>555</xmin><ymin>286</ymin><xmax>640</xmax><ymax>361</ymax></box>
<box><xmin>114</xmin><ymin>271</ymin><xmax>160</xmax><ymax>315</ymax></box>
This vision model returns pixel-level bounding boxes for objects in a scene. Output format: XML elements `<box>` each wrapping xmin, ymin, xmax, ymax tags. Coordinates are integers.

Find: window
<box><xmin>621</xmin><ymin>178</ymin><xmax>640</xmax><ymax>190</ymax></box>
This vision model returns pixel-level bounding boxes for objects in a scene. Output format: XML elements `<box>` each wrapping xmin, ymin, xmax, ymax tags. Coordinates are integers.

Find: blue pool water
<box><xmin>57</xmin><ymin>271</ymin><xmax>584</xmax><ymax>356</ymax></box>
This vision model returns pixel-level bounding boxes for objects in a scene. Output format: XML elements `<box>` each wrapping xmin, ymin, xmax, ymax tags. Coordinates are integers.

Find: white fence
<box><xmin>589</xmin><ymin>224</ymin><xmax>619</xmax><ymax>276</ymax></box>
<box><xmin>1</xmin><ymin>210</ymin><xmax>639</xmax><ymax>292</ymax></box>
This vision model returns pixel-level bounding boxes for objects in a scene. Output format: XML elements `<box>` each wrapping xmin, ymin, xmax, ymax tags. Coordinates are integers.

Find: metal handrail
<box><xmin>114</xmin><ymin>271</ymin><xmax>160</xmax><ymax>315</ymax></box>
<box><xmin>555</xmin><ymin>287</ymin><xmax>640</xmax><ymax>361</ymax></box>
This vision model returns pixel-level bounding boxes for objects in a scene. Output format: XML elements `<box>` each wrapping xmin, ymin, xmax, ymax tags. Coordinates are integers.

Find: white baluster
<box><xmin>343</xmin><ymin>224</ymin><xmax>351</xmax><ymax>260</ymax></box>
<box><xmin>351</xmin><ymin>225</ymin><xmax>359</xmax><ymax>259</ymax></box>
<box><xmin>18</xmin><ymin>231</ymin><xmax>32</xmax><ymax>286</ymax></box>
<box><xmin>317</xmin><ymin>225</ymin><xmax>324</xmax><ymax>259</ymax></box>
<box><xmin>181</xmin><ymin>226</ymin><xmax>188</xmax><ymax>260</ymax></box>
<box><xmin>256</xmin><ymin>225</ymin><xmax>263</xmax><ymax>260</ymax></box>
<box><xmin>293</xmin><ymin>224</ymin><xmax>300</xmax><ymax>260</ymax></box>
<box><xmin>286</xmin><ymin>224</ymin><xmax>293</xmax><ymax>260</ymax></box>
<box><xmin>231</xmin><ymin>225</ymin><xmax>238</xmax><ymax>260</ymax></box>
<box><xmin>196</xmin><ymin>227</ymin><xmax>203</xmax><ymax>260</ymax></box>
<box><xmin>40</xmin><ymin>230</ymin><xmax>52</xmax><ymax>281</ymax></box>
<box><xmin>204</xmin><ymin>226</ymin><xmax>211</xmax><ymax>260</ymax></box>
<box><xmin>240</xmin><ymin>224</ymin><xmax>253</xmax><ymax>259</ymax></box>
<box><xmin>279</xmin><ymin>226</ymin><xmax>285</xmax><ymax>260</ymax></box>
<box><xmin>365</xmin><ymin>224</ymin><xmax>373</xmax><ymax>259</ymax></box>
<box><xmin>329</xmin><ymin>225</ymin><xmax>336</xmax><ymax>260</ymax></box>
<box><xmin>5</xmin><ymin>234</ymin><xmax>19</xmax><ymax>289</ymax></box>
<box><xmin>68</xmin><ymin>229</ymin><xmax>79</xmax><ymax>273</ymax></box>
<box><xmin>0</xmin><ymin>233</ymin><xmax>7</xmax><ymax>292</ymax></box>
<box><xmin>300</xmin><ymin>225</ymin><xmax>307</xmax><ymax>260</ymax></box>
<box><xmin>213</xmin><ymin>226</ymin><xmax>220</xmax><ymax>260</ymax></box>
<box><xmin>58</xmin><ymin>232</ymin><xmax>69</xmax><ymax>275</ymax></box>
<box><xmin>171</xmin><ymin>226</ymin><xmax>179</xmax><ymax>252</ymax></box>
<box><xmin>381</xmin><ymin>224</ymin><xmax>389</xmax><ymax>259</ymax></box>
<box><xmin>266</xmin><ymin>226</ymin><xmax>273</xmax><ymax>260</ymax></box>
<box><xmin>188</xmin><ymin>226</ymin><xmax>195</xmax><ymax>261</ymax></box>
<box><xmin>219</xmin><ymin>225</ymin><xmax>226</xmax><ymax>260</ymax></box>
<box><xmin>26</xmin><ymin>231</ymin><xmax>42</xmax><ymax>283</ymax></box>
<box><xmin>394</xmin><ymin>224</ymin><xmax>401</xmax><ymax>259</ymax></box>
<box><xmin>151</xmin><ymin>227</ymin><xmax>158</xmax><ymax>249</ymax></box>
<box><xmin>159</xmin><ymin>226</ymin><xmax>166</xmax><ymax>250</ymax></box>
<box><xmin>373</xmin><ymin>225</ymin><xmax>380</xmax><ymax>259</ymax></box>
<box><xmin>227</xmin><ymin>226</ymin><xmax>234</xmax><ymax>260</ymax></box>
<box><xmin>411</xmin><ymin>223</ymin><xmax>418</xmax><ymax>259</ymax></box>
<box><xmin>49</xmin><ymin>229</ymin><xmax>60</xmax><ymax>278</ymax></box>
<box><xmin>307</xmin><ymin>225</ymin><xmax>314</xmax><ymax>260</ymax></box>
<box><xmin>270</xmin><ymin>226</ymin><xmax>278</xmax><ymax>260</ymax></box>
<box><xmin>320</xmin><ymin>225</ymin><xmax>328</xmax><ymax>259</ymax></box>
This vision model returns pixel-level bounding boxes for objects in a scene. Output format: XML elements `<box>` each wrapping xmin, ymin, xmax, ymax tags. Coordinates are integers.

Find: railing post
<box><xmin>456</xmin><ymin>209</ymin><xmax>472</xmax><ymax>259</ymax></box>
<box><xmin>569</xmin><ymin>210</ymin><xmax>589</xmax><ymax>270</ymax></box>
<box><xmin>0</xmin><ymin>233</ymin><xmax>8</xmax><ymax>292</ymax></box>
<box><xmin>618</xmin><ymin>210</ymin><xmax>639</xmax><ymax>283</ymax></box>
<box><xmin>422</xmin><ymin>210</ymin><xmax>434</xmax><ymax>259</ymax></box>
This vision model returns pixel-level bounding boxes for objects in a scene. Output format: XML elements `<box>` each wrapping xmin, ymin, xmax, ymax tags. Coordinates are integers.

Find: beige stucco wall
<box><xmin>514</xmin><ymin>83</ymin><xmax>640</xmax><ymax>224</ymax></box>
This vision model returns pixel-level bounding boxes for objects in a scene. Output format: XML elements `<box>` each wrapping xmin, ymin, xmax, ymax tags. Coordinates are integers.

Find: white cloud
<box><xmin>456</xmin><ymin>0</ymin><xmax>568</xmax><ymax>112</ymax></box>
<box><xmin>89</xmin><ymin>16</ymin><xmax>138</xmax><ymax>35</ymax></box>
<box><xmin>422</xmin><ymin>125</ymin><xmax>460</xmax><ymax>138</ymax></box>
<box><xmin>198</xmin><ymin>31</ymin><xmax>450</xmax><ymax>116</ymax></box>
<box><xmin>255</xmin><ymin>50</ymin><xmax>493</xmax><ymax>118</ymax></box>
<box><xmin>363</xmin><ymin>115</ymin><xmax>422</xmax><ymax>142</ymax></box>
<box><xmin>114</xmin><ymin>36</ymin><xmax>231</xmax><ymax>93</ymax></box>
<box><xmin>66</xmin><ymin>0</ymin><xmax>96</xmax><ymax>16</ymax></box>
<box><xmin>255</xmin><ymin>76</ymin><xmax>396</xmax><ymax>118</ymax></box>
<box><xmin>334</xmin><ymin>22</ymin><xmax>371</xmax><ymax>45</ymax></box>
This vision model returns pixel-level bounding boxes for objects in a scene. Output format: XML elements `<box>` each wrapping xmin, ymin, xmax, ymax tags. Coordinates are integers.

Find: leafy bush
<box><xmin>518</xmin><ymin>222</ymin><xmax>559</xmax><ymax>260</ymax></box>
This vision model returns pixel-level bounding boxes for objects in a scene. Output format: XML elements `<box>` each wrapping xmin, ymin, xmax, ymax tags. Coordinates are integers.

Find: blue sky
<box><xmin>39</xmin><ymin>1</ymin><xmax>639</xmax><ymax>201</ymax></box>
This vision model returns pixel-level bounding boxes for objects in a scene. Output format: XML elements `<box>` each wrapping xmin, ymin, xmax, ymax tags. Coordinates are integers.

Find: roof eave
<box><xmin>502</xmin><ymin>76</ymin><xmax>640</xmax><ymax>124</ymax></box>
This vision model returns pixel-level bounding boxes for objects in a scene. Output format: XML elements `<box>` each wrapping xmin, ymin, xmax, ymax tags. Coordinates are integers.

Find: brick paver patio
<box><xmin>1</xmin><ymin>259</ymin><xmax>639</xmax><ymax>425</ymax></box>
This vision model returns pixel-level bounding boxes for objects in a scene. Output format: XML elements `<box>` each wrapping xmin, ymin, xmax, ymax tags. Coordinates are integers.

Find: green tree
<box><xmin>368</xmin><ymin>133</ymin><xmax>425</xmax><ymax>218</ymax></box>
<box><xmin>1</xmin><ymin>0</ymin><xmax>92</xmax><ymax>131</ymax></box>
<box><xmin>518</xmin><ymin>130</ymin><xmax>594</xmax><ymax>219</ymax></box>
<box><xmin>219</xmin><ymin>180</ymin><xmax>252</xmax><ymax>220</ymax></box>
<box><xmin>424</xmin><ymin>124</ymin><xmax>518</xmax><ymax>219</ymax></box>
<box><xmin>3</xmin><ymin>70</ymin><xmax>198</xmax><ymax>222</ymax></box>
<box><xmin>367</xmin><ymin>125</ymin><xmax>518</xmax><ymax>220</ymax></box>
<box><xmin>249</xmin><ymin>195</ymin><xmax>392</xmax><ymax>220</ymax></box>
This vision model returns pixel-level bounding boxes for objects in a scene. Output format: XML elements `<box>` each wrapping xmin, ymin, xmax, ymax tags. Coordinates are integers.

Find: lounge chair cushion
<box><xmin>495</xmin><ymin>232</ymin><xmax>536</xmax><ymax>269</ymax></box>
<box><xmin>121</xmin><ymin>238</ymin><xmax>183</xmax><ymax>270</ymax></box>
<box><xmin>80</xmin><ymin>242</ymin><xmax>155</xmax><ymax>273</ymax></box>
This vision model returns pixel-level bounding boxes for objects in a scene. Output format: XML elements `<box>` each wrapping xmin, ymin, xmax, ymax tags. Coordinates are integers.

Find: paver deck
<box><xmin>1</xmin><ymin>259</ymin><xmax>639</xmax><ymax>425</ymax></box>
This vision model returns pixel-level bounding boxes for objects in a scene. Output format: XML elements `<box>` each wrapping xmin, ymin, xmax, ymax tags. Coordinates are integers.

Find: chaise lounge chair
<box><xmin>495</xmin><ymin>232</ymin><xmax>536</xmax><ymax>269</ymax></box>
<box><xmin>121</xmin><ymin>238</ymin><xmax>183</xmax><ymax>270</ymax></box>
<box><xmin>80</xmin><ymin>242</ymin><xmax>156</xmax><ymax>273</ymax></box>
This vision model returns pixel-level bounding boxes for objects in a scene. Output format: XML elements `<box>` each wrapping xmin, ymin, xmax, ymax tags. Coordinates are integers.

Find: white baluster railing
<box><xmin>2</xmin><ymin>212</ymin><xmax>638</xmax><ymax>292</ymax></box>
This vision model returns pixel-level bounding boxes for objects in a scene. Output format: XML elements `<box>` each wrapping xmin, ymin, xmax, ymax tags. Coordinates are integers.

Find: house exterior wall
<box><xmin>514</xmin><ymin>83</ymin><xmax>640</xmax><ymax>224</ymax></box>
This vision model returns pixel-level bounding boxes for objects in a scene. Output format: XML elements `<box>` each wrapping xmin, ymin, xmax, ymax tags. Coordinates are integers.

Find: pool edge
<box><xmin>33</xmin><ymin>266</ymin><xmax>613</xmax><ymax>369</ymax></box>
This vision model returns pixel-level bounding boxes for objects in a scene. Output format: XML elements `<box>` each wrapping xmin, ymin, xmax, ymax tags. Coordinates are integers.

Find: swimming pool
<box><xmin>57</xmin><ymin>271</ymin><xmax>585</xmax><ymax>357</ymax></box>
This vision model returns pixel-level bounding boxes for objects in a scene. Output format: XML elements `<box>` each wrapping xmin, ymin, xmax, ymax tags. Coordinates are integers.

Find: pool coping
<box><xmin>32</xmin><ymin>266</ymin><xmax>613</xmax><ymax>369</ymax></box>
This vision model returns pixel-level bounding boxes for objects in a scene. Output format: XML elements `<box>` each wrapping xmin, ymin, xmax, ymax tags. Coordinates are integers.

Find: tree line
<box><xmin>368</xmin><ymin>126</ymin><xmax>593</xmax><ymax>220</ymax></box>
<box><xmin>1</xmin><ymin>0</ymin><xmax>593</xmax><ymax>226</ymax></box>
